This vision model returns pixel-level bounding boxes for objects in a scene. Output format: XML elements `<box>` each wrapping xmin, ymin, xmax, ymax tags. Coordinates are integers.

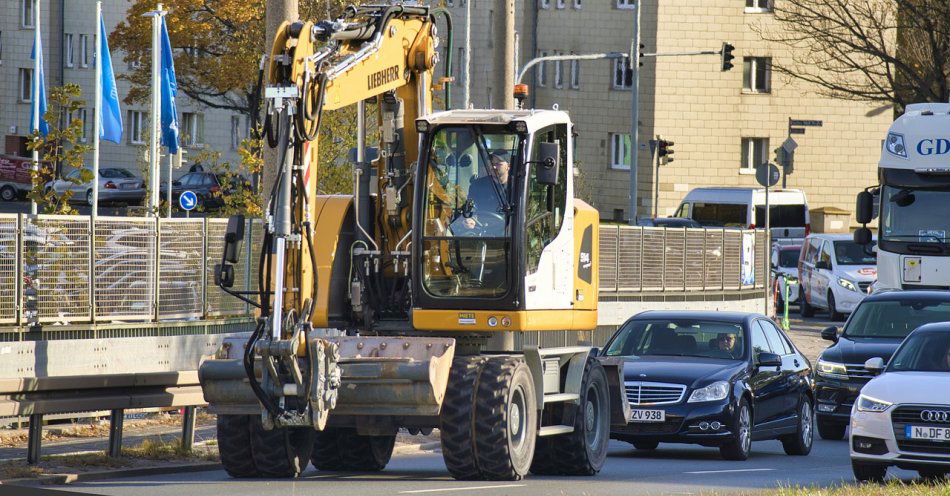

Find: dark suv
<box><xmin>814</xmin><ymin>290</ymin><xmax>950</xmax><ymax>439</ymax></box>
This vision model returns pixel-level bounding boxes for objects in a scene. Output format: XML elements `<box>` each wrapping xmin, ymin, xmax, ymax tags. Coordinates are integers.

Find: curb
<box><xmin>0</xmin><ymin>462</ymin><xmax>223</xmax><ymax>486</ymax></box>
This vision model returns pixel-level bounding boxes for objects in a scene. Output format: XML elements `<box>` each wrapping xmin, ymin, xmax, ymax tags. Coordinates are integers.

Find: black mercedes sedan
<box><xmin>603</xmin><ymin>311</ymin><xmax>815</xmax><ymax>460</ymax></box>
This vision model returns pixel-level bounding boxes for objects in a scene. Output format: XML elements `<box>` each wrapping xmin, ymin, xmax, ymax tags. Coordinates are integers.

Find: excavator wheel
<box><xmin>216</xmin><ymin>414</ymin><xmax>259</xmax><ymax>478</ymax></box>
<box><xmin>310</xmin><ymin>428</ymin><xmax>396</xmax><ymax>471</ymax></box>
<box><xmin>249</xmin><ymin>415</ymin><xmax>314</xmax><ymax>478</ymax></box>
<box><xmin>530</xmin><ymin>358</ymin><xmax>610</xmax><ymax>476</ymax></box>
<box><xmin>439</xmin><ymin>356</ymin><xmax>487</xmax><ymax>480</ymax></box>
<box><xmin>474</xmin><ymin>356</ymin><xmax>538</xmax><ymax>481</ymax></box>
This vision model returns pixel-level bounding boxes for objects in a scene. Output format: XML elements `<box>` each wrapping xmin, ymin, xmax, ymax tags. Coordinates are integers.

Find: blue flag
<box><xmin>99</xmin><ymin>13</ymin><xmax>123</xmax><ymax>143</ymax></box>
<box><xmin>159</xmin><ymin>17</ymin><xmax>179</xmax><ymax>154</ymax></box>
<box><xmin>29</xmin><ymin>37</ymin><xmax>49</xmax><ymax>137</ymax></box>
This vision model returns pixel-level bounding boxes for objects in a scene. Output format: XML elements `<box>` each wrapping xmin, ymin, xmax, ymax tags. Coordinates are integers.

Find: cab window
<box><xmin>691</xmin><ymin>203</ymin><xmax>748</xmax><ymax>228</ymax></box>
<box><xmin>525</xmin><ymin>124</ymin><xmax>568</xmax><ymax>274</ymax></box>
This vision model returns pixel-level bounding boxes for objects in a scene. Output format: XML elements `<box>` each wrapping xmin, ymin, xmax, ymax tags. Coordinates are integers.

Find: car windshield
<box><xmin>887</xmin><ymin>331</ymin><xmax>950</xmax><ymax>372</ymax></box>
<box><xmin>777</xmin><ymin>248</ymin><xmax>799</xmax><ymax>268</ymax></box>
<box><xmin>880</xmin><ymin>185</ymin><xmax>950</xmax><ymax>244</ymax></box>
<box><xmin>844</xmin><ymin>300</ymin><xmax>950</xmax><ymax>338</ymax></box>
<box><xmin>101</xmin><ymin>168</ymin><xmax>135</xmax><ymax>179</ymax></box>
<box><xmin>604</xmin><ymin>319</ymin><xmax>746</xmax><ymax>360</ymax></box>
<box><xmin>834</xmin><ymin>240</ymin><xmax>876</xmax><ymax>265</ymax></box>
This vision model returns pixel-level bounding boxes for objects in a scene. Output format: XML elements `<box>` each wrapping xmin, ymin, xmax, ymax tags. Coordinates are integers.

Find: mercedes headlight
<box><xmin>856</xmin><ymin>394</ymin><xmax>892</xmax><ymax>413</ymax></box>
<box><xmin>838</xmin><ymin>278</ymin><xmax>859</xmax><ymax>292</ymax></box>
<box><xmin>816</xmin><ymin>359</ymin><xmax>848</xmax><ymax>379</ymax></box>
<box><xmin>687</xmin><ymin>381</ymin><xmax>730</xmax><ymax>403</ymax></box>
<box><xmin>885</xmin><ymin>132</ymin><xmax>907</xmax><ymax>158</ymax></box>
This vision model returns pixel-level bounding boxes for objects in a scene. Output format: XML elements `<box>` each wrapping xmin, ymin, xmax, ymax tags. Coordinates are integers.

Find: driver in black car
<box><xmin>715</xmin><ymin>332</ymin><xmax>739</xmax><ymax>358</ymax></box>
<box><xmin>458</xmin><ymin>152</ymin><xmax>511</xmax><ymax>235</ymax></box>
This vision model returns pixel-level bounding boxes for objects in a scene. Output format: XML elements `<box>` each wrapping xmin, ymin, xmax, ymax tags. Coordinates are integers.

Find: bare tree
<box><xmin>756</xmin><ymin>0</ymin><xmax>950</xmax><ymax>112</ymax></box>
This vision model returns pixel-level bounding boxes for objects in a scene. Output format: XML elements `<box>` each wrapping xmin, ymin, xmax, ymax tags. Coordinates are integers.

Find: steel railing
<box><xmin>0</xmin><ymin>213</ymin><xmax>263</xmax><ymax>328</ymax></box>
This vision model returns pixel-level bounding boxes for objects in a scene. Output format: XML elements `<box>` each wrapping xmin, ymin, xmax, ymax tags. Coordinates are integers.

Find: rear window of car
<box><xmin>778</xmin><ymin>249</ymin><xmax>800</xmax><ymax>267</ymax></box>
<box><xmin>754</xmin><ymin>205</ymin><xmax>806</xmax><ymax>228</ymax></box>
<box><xmin>845</xmin><ymin>300</ymin><xmax>950</xmax><ymax>338</ymax></box>
<box><xmin>101</xmin><ymin>168</ymin><xmax>135</xmax><ymax>178</ymax></box>
<box><xmin>691</xmin><ymin>203</ymin><xmax>748</xmax><ymax>228</ymax></box>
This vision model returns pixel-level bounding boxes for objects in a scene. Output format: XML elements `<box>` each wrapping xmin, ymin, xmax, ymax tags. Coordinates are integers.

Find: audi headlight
<box><xmin>816</xmin><ymin>359</ymin><xmax>848</xmax><ymax>379</ymax></box>
<box><xmin>838</xmin><ymin>278</ymin><xmax>859</xmax><ymax>292</ymax></box>
<box><xmin>856</xmin><ymin>394</ymin><xmax>892</xmax><ymax>413</ymax></box>
<box><xmin>885</xmin><ymin>132</ymin><xmax>907</xmax><ymax>158</ymax></box>
<box><xmin>687</xmin><ymin>381</ymin><xmax>730</xmax><ymax>403</ymax></box>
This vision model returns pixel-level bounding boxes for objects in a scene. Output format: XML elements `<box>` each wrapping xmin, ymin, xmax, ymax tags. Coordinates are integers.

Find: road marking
<box><xmin>684</xmin><ymin>468</ymin><xmax>776</xmax><ymax>475</ymax></box>
<box><xmin>398</xmin><ymin>484</ymin><xmax>526</xmax><ymax>494</ymax></box>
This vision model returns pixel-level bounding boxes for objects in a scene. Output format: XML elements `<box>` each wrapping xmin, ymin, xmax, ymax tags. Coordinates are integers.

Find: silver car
<box><xmin>46</xmin><ymin>167</ymin><xmax>145</xmax><ymax>206</ymax></box>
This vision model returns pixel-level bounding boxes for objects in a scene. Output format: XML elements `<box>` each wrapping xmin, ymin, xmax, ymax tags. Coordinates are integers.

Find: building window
<box><xmin>745</xmin><ymin>0</ymin><xmax>772</xmax><ymax>12</ymax></box>
<box><xmin>64</xmin><ymin>34</ymin><xmax>74</xmax><ymax>68</ymax></box>
<box><xmin>609</xmin><ymin>133</ymin><xmax>631</xmax><ymax>170</ymax></box>
<box><xmin>68</xmin><ymin>108</ymin><xmax>87</xmax><ymax>142</ymax></box>
<box><xmin>129</xmin><ymin>111</ymin><xmax>145</xmax><ymax>144</ymax></box>
<box><xmin>182</xmin><ymin>112</ymin><xmax>204</xmax><ymax>146</ymax></box>
<box><xmin>554</xmin><ymin>56</ymin><xmax>564</xmax><ymax>88</ymax></box>
<box><xmin>537</xmin><ymin>51</ymin><xmax>548</xmax><ymax>87</ymax></box>
<box><xmin>446</xmin><ymin>0</ymin><xmax>454</xmax><ymax>6</ymax></box>
<box><xmin>539</xmin><ymin>0</ymin><xmax>550</xmax><ymax>8</ymax></box>
<box><xmin>743</xmin><ymin>57</ymin><xmax>771</xmax><ymax>93</ymax></box>
<box><xmin>570</xmin><ymin>58</ymin><xmax>580</xmax><ymax>89</ymax></box>
<box><xmin>21</xmin><ymin>0</ymin><xmax>34</xmax><ymax>28</ymax></box>
<box><xmin>741</xmin><ymin>137</ymin><xmax>769</xmax><ymax>171</ymax></box>
<box><xmin>0</xmin><ymin>31</ymin><xmax>4</xmax><ymax>66</ymax></box>
<box><xmin>556</xmin><ymin>0</ymin><xmax>565</xmax><ymax>8</ymax></box>
<box><xmin>573</xmin><ymin>0</ymin><xmax>582</xmax><ymax>8</ymax></box>
<box><xmin>617</xmin><ymin>0</ymin><xmax>635</xmax><ymax>9</ymax></box>
<box><xmin>19</xmin><ymin>68</ymin><xmax>33</xmax><ymax>102</ymax></box>
<box><xmin>487</xmin><ymin>10</ymin><xmax>494</xmax><ymax>48</ymax></box>
<box><xmin>457</xmin><ymin>46</ymin><xmax>464</xmax><ymax>80</ymax></box>
<box><xmin>230</xmin><ymin>115</ymin><xmax>242</xmax><ymax>150</ymax></box>
<box><xmin>612</xmin><ymin>56</ymin><xmax>632</xmax><ymax>89</ymax></box>
<box><xmin>79</xmin><ymin>34</ymin><xmax>89</xmax><ymax>67</ymax></box>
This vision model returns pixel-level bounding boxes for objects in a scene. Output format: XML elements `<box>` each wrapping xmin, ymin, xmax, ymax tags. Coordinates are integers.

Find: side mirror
<box><xmin>854</xmin><ymin>227</ymin><xmax>872</xmax><ymax>246</ymax></box>
<box><xmin>536</xmin><ymin>142</ymin><xmax>560</xmax><ymax>186</ymax></box>
<box><xmin>864</xmin><ymin>357</ymin><xmax>885</xmax><ymax>374</ymax></box>
<box><xmin>821</xmin><ymin>326</ymin><xmax>839</xmax><ymax>342</ymax></box>
<box><xmin>856</xmin><ymin>191</ymin><xmax>874</xmax><ymax>224</ymax></box>
<box><xmin>214</xmin><ymin>263</ymin><xmax>235</xmax><ymax>288</ymax></box>
<box><xmin>591</xmin><ymin>347</ymin><xmax>601</xmax><ymax>357</ymax></box>
<box><xmin>756</xmin><ymin>352</ymin><xmax>782</xmax><ymax>368</ymax></box>
<box><xmin>223</xmin><ymin>215</ymin><xmax>245</xmax><ymax>264</ymax></box>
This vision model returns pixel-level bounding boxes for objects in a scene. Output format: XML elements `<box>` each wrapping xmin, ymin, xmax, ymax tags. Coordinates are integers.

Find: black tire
<box><xmin>800</xmin><ymin>288</ymin><xmax>815</xmax><ymax>318</ymax></box>
<box><xmin>852</xmin><ymin>460</ymin><xmax>887</xmax><ymax>483</ymax></box>
<box><xmin>817</xmin><ymin>419</ymin><xmax>847</xmax><ymax>440</ymax></box>
<box><xmin>632</xmin><ymin>441</ymin><xmax>659</xmax><ymax>450</ymax></box>
<box><xmin>310</xmin><ymin>428</ymin><xmax>395</xmax><ymax>472</ymax></box>
<box><xmin>0</xmin><ymin>185</ymin><xmax>16</xmax><ymax>202</ymax></box>
<box><xmin>86</xmin><ymin>190</ymin><xmax>94</xmax><ymax>207</ymax></box>
<box><xmin>828</xmin><ymin>291</ymin><xmax>844</xmax><ymax>321</ymax></box>
<box><xmin>781</xmin><ymin>396</ymin><xmax>814</xmax><ymax>456</ymax></box>
<box><xmin>529</xmin><ymin>358</ymin><xmax>610</xmax><ymax>476</ymax></box>
<box><xmin>918</xmin><ymin>468</ymin><xmax>949</xmax><ymax>480</ymax></box>
<box><xmin>720</xmin><ymin>398</ymin><xmax>752</xmax><ymax>461</ymax></box>
<box><xmin>440</xmin><ymin>356</ymin><xmax>487</xmax><ymax>480</ymax></box>
<box><xmin>216</xmin><ymin>414</ymin><xmax>259</xmax><ymax>478</ymax></box>
<box><xmin>249</xmin><ymin>416</ymin><xmax>314</xmax><ymax>478</ymax></box>
<box><xmin>474</xmin><ymin>356</ymin><xmax>538</xmax><ymax>481</ymax></box>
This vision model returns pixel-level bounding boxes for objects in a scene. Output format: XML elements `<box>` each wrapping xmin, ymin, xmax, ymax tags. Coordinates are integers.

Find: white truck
<box><xmin>854</xmin><ymin>103</ymin><xmax>950</xmax><ymax>291</ymax></box>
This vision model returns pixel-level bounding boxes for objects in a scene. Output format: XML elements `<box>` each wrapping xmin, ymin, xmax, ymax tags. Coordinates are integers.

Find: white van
<box><xmin>674</xmin><ymin>187</ymin><xmax>811</xmax><ymax>240</ymax></box>
<box><xmin>797</xmin><ymin>233</ymin><xmax>877</xmax><ymax>321</ymax></box>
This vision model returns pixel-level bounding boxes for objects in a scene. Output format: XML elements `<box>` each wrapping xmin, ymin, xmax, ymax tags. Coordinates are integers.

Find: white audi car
<box><xmin>850</xmin><ymin>321</ymin><xmax>950</xmax><ymax>482</ymax></box>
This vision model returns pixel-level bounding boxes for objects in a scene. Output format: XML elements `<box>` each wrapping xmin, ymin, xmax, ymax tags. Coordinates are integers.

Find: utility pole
<box><xmin>262</xmin><ymin>0</ymin><xmax>298</xmax><ymax>206</ymax></box>
<box><xmin>463</xmin><ymin>0</ymin><xmax>471</xmax><ymax>109</ymax></box>
<box><xmin>492</xmin><ymin>0</ymin><xmax>515</xmax><ymax>110</ymax></box>
<box><xmin>627</xmin><ymin>1</ymin><xmax>641</xmax><ymax>225</ymax></box>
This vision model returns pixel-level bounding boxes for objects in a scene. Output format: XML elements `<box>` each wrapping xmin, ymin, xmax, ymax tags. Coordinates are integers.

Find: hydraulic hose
<box><xmin>431</xmin><ymin>8</ymin><xmax>454</xmax><ymax>110</ymax></box>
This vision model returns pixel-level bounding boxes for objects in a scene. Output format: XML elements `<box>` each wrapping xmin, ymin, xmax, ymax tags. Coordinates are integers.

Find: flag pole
<box><xmin>167</xmin><ymin>151</ymin><xmax>173</xmax><ymax>217</ymax></box>
<box><xmin>92</xmin><ymin>1</ymin><xmax>102</xmax><ymax>219</ymax></box>
<box><xmin>148</xmin><ymin>4</ymin><xmax>164</xmax><ymax>217</ymax></box>
<box><xmin>30</xmin><ymin>0</ymin><xmax>41</xmax><ymax>216</ymax></box>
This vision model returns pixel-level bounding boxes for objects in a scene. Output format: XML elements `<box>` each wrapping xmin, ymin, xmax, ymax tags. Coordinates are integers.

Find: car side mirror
<box><xmin>854</xmin><ymin>227</ymin><xmax>872</xmax><ymax>246</ymax></box>
<box><xmin>223</xmin><ymin>215</ymin><xmax>245</xmax><ymax>264</ymax></box>
<box><xmin>856</xmin><ymin>191</ymin><xmax>874</xmax><ymax>224</ymax></box>
<box><xmin>756</xmin><ymin>352</ymin><xmax>782</xmax><ymax>368</ymax></box>
<box><xmin>864</xmin><ymin>357</ymin><xmax>885</xmax><ymax>375</ymax></box>
<box><xmin>535</xmin><ymin>142</ymin><xmax>560</xmax><ymax>186</ymax></box>
<box><xmin>821</xmin><ymin>326</ymin><xmax>839</xmax><ymax>343</ymax></box>
<box><xmin>214</xmin><ymin>263</ymin><xmax>234</xmax><ymax>288</ymax></box>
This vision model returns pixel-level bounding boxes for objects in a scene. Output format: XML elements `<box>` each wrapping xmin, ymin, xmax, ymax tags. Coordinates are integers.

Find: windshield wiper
<box><xmin>885</xmin><ymin>234</ymin><xmax>949</xmax><ymax>245</ymax></box>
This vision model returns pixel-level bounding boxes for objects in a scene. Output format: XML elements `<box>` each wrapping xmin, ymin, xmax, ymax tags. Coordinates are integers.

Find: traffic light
<box><xmin>658</xmin><ymin>139</ymin><xmax>675</xmax><ymax>164</ymax></box>
<box><xmin>721</xmin><ymin>42</ymin><xmax>735</xmax><ymax>71</ymax></box>
<box><xmin>774</xmin><ymin>147</ymin><xmax>786</xmax><ymax>166</ymax></box>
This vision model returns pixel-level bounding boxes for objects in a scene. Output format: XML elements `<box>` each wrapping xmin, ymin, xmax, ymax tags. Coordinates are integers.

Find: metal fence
<box><xmin>0</xmin><ymin>214</ymin><xmax>259</xmax><ymax>327</ymax></box>
<box><xmin>599</xmin><ymin>225</ymin><xmax>767</xmax><ymax>292</ymax></box>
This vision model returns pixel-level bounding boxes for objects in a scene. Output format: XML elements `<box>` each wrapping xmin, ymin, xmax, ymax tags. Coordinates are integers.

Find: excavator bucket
<box><xmin>328</xmin><ymin>336</ymin><xmax>455</xmax><ymax>417</ymax></box>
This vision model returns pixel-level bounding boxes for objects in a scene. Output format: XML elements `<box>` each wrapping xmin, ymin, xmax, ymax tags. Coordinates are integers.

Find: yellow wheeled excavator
<box><xmin>199</xmin><ymin>3</ymin><xmax>630</xmax><ymax>481</ymax></box>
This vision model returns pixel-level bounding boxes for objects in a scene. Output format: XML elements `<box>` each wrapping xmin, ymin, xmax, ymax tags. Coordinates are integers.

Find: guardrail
<box><xmin>598</xmin><ymin>226</ymin><xmax>767</xmax><ymax>292</ymax></box>
<box><xmin>0</xmin><ymin>214</ymin><xmax>263</xmax><ymax>330</ymax></box>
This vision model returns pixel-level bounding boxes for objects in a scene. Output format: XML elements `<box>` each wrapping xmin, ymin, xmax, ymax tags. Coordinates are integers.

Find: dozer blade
<box><xmin>327</xmin><ymin>336</ymin><xmax>455</xmax><ymax>417</ymax></box>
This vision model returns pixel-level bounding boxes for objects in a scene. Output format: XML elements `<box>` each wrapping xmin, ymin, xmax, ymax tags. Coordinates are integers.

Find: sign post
<box><xmin>756</xmin><ymin>162</ymin><xmax>779</xmax><ymax>316</ymax></box>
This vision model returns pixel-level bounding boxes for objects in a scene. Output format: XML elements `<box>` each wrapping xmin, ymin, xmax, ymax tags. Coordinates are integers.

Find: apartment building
<box><xmin>441</xmin><ymin>0</ymin><xmax>892</xmax><ymax>222</ymax></box>
<box><xmin>0</xmin><ymin>0</ymin><xmax>246</xmax><ymax>179</ymax></box>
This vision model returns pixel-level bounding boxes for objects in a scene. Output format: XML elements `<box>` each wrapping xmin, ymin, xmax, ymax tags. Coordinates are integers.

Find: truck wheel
<box><xmin>440</xmin><ymin>356</ymin><xmax>487</xmax><ymax>480</ymax></box>
<box><xmin>0</xmin><ymin>185</ymin><xmax>16</xmax><ymax>202</ymax></box>
<box><xmin>530</xmin><ymin>358</ymin><xmax>609</xmax><ymax>476</ymax></box>
<box><xmin>800</xmin><ymin>288</ymin><xmax>815</xmax><ymax>318</ymax></box>
<box><xmin>216</xmin><ymin>414</ymin><xmax>259</xmax><ymax>478</ymax></box>
<box><xmin>249</xmin><ymin>415</ymin><xmax>314</xmax><ymax>478</ymax></box>
<box><xmin>474</xmin><ymin>356</ymin><xmax>538</xmax><ymax>480</ymax></box>
<box><xmin>310</xmin><ymin>428</ymin><xmax>395</xmax><ymax>472</ymax></box>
